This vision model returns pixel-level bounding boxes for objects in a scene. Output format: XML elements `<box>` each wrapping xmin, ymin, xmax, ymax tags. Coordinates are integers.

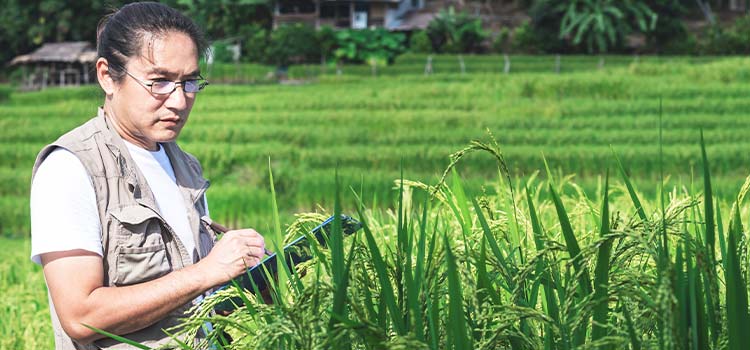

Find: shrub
<box><xmin>511</xmin><ymin>20</ymin><xmax>545</xmax><ymax>53</ymax></box>
<box><xmin>644</xmin><ymin>0</ymin><xmax>690</xmax><ymax>54</ymax></box>
<box><xmin>0</xmin><ymin>85</ymin><xmax>11</xmax><ymax>102</ymax></box>
<box><xmin>703</xmin><ymin>16</ymin><xmax>750</xmax><ymax>55</ymax></box>
<box><xmin>660</xmin><ymin>31</ymin><xmax>698</xmax><ymax>55</ymax></box>
<box><xmin>241</xmin><ymin>25</ymin><xmax>269</xmax><ymax>63</ymax></box>
<box><xmin>266</xmin><ymin>23</ymin><xmax>320</xmax><ymax>67</ymax></box>
<box><xmin>211</xmin><ymin>41</ymin><xmax>235</xmax><ymax>64</ymax></box>
<box><xmin>333</xmin><ymin>28</ymin><xmax>406</xmax><ymax>64</ymax></box>
<box><xmin>409</xmin><ymin>30</ymin><xmax>433</xmax><ymax>53</ymax></box>
<box><xmin>491</xmin><ymin>27</ymin><xmax>511</xmax><ymax>53</ymax></box>
<box><xmin>522</xmin><ymin>1</ymin><xmax>569</xmax><ymax>53</ymax></box>
<box><xmin>316</xmin><ymin>26</ymin><xmax>338</xmax><ymax>64</ymax></box>
<box><xmin>426</xmin><ymin>7</ymin><xmax>488</xmax><ymax>53</ymax></box>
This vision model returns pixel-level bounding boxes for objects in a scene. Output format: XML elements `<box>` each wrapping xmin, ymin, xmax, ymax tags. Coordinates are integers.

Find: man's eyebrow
<box><xmin>145</xmin><ymin>67</ymin><xmax>201</xmax><ymax>77</ymax></box>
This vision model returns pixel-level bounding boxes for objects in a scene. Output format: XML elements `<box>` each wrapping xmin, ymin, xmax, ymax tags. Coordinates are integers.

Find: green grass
<box><xmin>0</xmin><ymin>238</ymin><xmax>53</xmax><ymax>349</ymax></box>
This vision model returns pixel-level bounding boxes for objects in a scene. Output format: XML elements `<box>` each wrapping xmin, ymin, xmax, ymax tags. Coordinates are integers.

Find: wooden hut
<box><xmin>9</xmin><ymin>42</ymin><xmax>97</xmax><ymax>90</ymax></box>
<box><xmin>273</xmin><ymin>0</ymin><xmax>427</xmax><ymax>30</ymax></box>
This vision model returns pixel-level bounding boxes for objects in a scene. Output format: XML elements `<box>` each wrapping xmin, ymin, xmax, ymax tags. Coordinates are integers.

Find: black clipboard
<box><xmin>209</xmin><ymin>214</ymin><xmax>362</xmax><ymax>312</ymax></box>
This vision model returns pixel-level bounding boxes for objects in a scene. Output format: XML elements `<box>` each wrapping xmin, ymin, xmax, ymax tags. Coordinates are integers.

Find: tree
<box><xmin>644</xmin><ymin>0</ymin><xmax>691</xmax><ymax>53</ymax></box>
<box><xmin>0</xmin><ymin>0</ymin><xmax>128</xmax><ymax>66</ymax></box>
<box><xmin>558</xmin><ymin>0</ymin><xmax>657</xmax><ymax>53</ymax></box>
<box><xmin>0</xmin><ymin>0</ymin><xmax>274</xmax><ymax>68</ymax></box>
<box><xmin>426</xmin><ymin>7</ymin><xmax>488</xmax><ymax>53</ymax></box>
<box><xmin>175</xmin><ymin>0</ymin><xmax>273</xmax><ymax>40</ymax></box>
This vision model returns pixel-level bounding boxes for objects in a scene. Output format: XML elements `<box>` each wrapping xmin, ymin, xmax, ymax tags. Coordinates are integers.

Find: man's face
<box><xmin>108</xmin><ymin>31</ymin><xmax>200</xmax><ymax>150</ymax></box>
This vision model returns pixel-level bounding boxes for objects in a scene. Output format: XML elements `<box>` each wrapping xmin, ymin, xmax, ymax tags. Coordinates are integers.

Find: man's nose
<box><xmin>164</xmin><ymin>84</ymin><xmax>188</xmax><ymax>110</ymax></box>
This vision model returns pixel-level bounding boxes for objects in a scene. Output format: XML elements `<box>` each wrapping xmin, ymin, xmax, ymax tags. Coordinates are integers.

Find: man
<box><xmin>30</xmin><ymin>3</ymin><xmax>266</xmax><ymax>349</ymax></box>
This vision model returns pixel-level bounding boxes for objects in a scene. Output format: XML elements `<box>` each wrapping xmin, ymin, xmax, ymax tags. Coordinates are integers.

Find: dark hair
<box><xmin>96</xmin><ymin>2</ymin><xmax>208</xmax><ymax>82</ymax></box>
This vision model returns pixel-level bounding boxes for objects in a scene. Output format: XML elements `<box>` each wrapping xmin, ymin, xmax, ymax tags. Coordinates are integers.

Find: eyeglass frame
<box><xmin>110</xmin><ymin>62</ymin><xmax>209</xmax><ymax>95</ymax></box>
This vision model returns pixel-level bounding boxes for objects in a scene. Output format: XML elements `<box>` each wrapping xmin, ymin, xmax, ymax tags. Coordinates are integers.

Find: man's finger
<box><xmin>245</xmin><ymin>247</ymin><xmax>265</xmax><ymax>259</ymax></box>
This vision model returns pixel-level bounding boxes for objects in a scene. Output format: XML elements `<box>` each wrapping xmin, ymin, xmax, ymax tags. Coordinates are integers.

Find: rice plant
<box><xmin>149</xmin><ymin>134</ymin><xmax>750</xmax><ymax>350</ymax></box>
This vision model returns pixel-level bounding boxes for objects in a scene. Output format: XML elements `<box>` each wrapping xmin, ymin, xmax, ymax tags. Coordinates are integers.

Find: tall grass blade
<box><xmin>621</xmin><ymin>301</ymin><xmax>641</xmax><ymax>350</ymax></box>
<box><xmin>409</xmin><ymin>201</ymin><xmax>429</xmax><ymax>341</ymax></box>
<box><xmin>448</xmin><ymin>169</ymin><xmax>473</xmax><ymax>265</ymax></box>
<box><xmin>548</xmin><ymin>182</ymin><xmax>591</xmax><ymax>346</ymax></box>
<box><xmin>700</xmin><ymin>130</ymin><xmax>716</xmax><ymax>270</ymax></box>
<box><xmin>328</xmin><ymin>173</ymin><xmax>351</xmax><ymax>349</ymax></box>
<box><xmin>675</xmin><ymin>243</ymin><xmax>688</xmax><ymax>350</ymax></box>
<box><xmin>716</xmin><ymin>200</ymin><xmax>727</xmax><ymax>272</ymax></box>
<box><xmin>477</xmin><ymin>198</ymin><xmax>513</xmax><ymax>293</ymax></box>
<box><xmin>656</xmin><ymin>99</ymin><xmax>669</xmax><ymax>350</ymax></box>
<box><xmin>472</xmin><ymin>197</ymin><xmax>501</xmax><ymax>305</ymax></box>
<box><xmin>699</xmin><ymin>131</ymin><xmax>721</xmax><ymax>346</ymax></box>
<box><xmin>591</xmin><ymin>172</ymin><xmax>612</xmax><ymax>344</ymax></box>
<box><xmin>686</xmin><ymin>240</ymin><xmax>709</xmax><ymax>350</ymax></box>
<box><xmin>396</xmin><ymin>167</ymin><xmax>408</xmax><ymax>329</ymax></box>
<box><xmin>725</xmin><ymin>204</ymin><xmax>750</xmax><ymax>350</ymax></box>
<box><xmin>82</xmin><ymin>325</ymin><xmax>151</xmax><ymax>350</ymax></box>
<box><xmin>547</xmin><ymin>183</ymin><xmax>592</xmax><ymax>294</ymax></box>
<box><xmin>611</xmin><ymin>147</ymin><xmax>647</xmax><ymax>223</ymax></box>
<box><xmin>267</xmin><ymin>158</ymin><xmax>289</xmax><ymax>301</ymax></box>
<box><xmin>526</xmin><ymin>187</ymin><xmax>562</xmax><ymax>350</ymax></box>
<box><xmin>427</xmin><ymin>286</ymin><xmax>440</xmax><ymax>350</ymax></box>
<box><xmin>444</xmin><ymin>233</ymin><xmax>472</xmax><ymax>350</ymax></box>
<box><xmin>355</xmin><ymin>199</ymin><xmax>406</xmax><ymax>335</ymax></box>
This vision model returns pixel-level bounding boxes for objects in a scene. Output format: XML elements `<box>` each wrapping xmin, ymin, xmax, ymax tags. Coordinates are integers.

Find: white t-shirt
<box><xmin>30</xmin><ymin>142</ymin><xmax>204</xmax><ymax>264</ymax></box>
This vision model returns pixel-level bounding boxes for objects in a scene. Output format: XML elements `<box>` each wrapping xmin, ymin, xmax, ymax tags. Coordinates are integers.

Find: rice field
<box><xmin>1</xmin><ymin>55</ymin><xmax>750</xmax><ymax>349</ymax></box>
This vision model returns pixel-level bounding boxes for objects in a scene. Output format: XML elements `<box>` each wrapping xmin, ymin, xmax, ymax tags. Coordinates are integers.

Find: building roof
<box><xmin>392</xmin><ymin>11</ymin><xmax>436</xmax><ymax>30</ymax></box>
<box><xmin>10</xmin><ymin>42</ymin><xmax>97</xmax><ymax>65</ymax></box>
<box><xmin>318</xmin><ymin>0</ymin><xmax>403</xmax><ymax>3</ymax></box>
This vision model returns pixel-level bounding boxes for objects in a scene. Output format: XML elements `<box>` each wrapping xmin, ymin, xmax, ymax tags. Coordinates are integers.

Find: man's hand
<box><xmin>196</xmin><ymin>229</ymin><xmax>266</xmax><ymax>287</ymax></box>
<box><xmin>40</xmin><ymin>228</ymin><xmax>266</xmax><ymax>344</ymax></box>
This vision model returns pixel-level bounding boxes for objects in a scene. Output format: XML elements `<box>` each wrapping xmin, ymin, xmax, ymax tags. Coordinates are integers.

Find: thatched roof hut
<box><xmin>10</xmin><ymin>42</ymin><xmax>97</xmax><ymax>90</ymax></box>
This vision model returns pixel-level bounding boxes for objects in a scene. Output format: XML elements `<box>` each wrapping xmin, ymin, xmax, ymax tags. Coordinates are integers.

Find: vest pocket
<box><xmin>109</xmin><ymin>205</ymin><xmax>172</xmax><ymax>286</ymax></box>
<box><xmin>115</xmin><ymin>245</ymin><xmax>170</xmax><ymax>285</ymax></box>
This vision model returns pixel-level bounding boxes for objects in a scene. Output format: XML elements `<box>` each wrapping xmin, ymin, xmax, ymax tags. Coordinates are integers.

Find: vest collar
<box><xmin>95</xmin><ymin>107</ymin><xmax>209</xmax><ymax>201</ymax></box>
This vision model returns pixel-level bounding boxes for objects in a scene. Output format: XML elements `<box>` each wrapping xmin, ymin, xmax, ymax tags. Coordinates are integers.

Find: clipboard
<box><xmin>210</xmin><ymin>214</ymin><xmax>362</xmax><ymax>312</ymax></box>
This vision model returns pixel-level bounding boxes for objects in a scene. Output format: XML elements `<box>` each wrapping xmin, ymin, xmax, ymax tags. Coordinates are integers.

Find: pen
<box><xmin>200</xmin><ymin>216</ymin><xmax>273</xmax><ymax>256</ymax></box>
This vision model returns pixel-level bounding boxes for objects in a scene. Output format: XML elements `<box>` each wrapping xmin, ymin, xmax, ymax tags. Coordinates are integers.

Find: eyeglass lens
<box><xmin>151</xmin><ymin>80</ymin><xmax>202</xmax><ymax>94</ymax></box>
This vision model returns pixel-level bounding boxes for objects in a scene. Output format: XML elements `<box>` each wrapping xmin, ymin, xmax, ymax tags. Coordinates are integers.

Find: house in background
<box><xmin>9</xmin><ymin>42</ymin><xmax>97</xmax><ymax>91</ymax></box>
<box><xmin>273</xmin><ymin>0</ymin><xmax>431</xmax><ymax>31</ymax></box>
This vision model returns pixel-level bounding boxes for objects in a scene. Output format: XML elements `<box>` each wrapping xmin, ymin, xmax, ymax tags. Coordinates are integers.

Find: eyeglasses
<box><xmin>114</xmin><ymin>64</ymin><xmax>209</xmax><ymax>95</ymax></box>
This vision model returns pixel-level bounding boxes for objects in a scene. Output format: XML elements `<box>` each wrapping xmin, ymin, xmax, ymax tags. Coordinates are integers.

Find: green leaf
<box><xmin>621</xmin><ymin>301</ymin><xmax>641</xmax><ymax>350</ymax></box>
<box><xmin>526</xmin><ymin>186</ymin><xmax>563</xmax><ymax>348</ymax></box>
<box><xmin>546</xmin><ymin>160</ymin><xmax>591</xmax><ymax>346</ymax></box>
<box><xmin>611</xmin><ymin>146</ymin><xmax>647</xmax><ymax>223</ymax></box>
<box><xmin>701</xmin><ymin>130</ymin><xmax>716</xmax><ymax>267</ymax></box>
<box><xmin>444</xmin><ymin>233</ymin><xmax>472</xmax><ymax>349</ymax></box>
<box><xmin>328</xmin><ymin>173</ymin><xmax>352</xmax><ymax>349</ymax></box>
<box><xmin>472</xmin><ymin>197</ymin><xmax>502</xmax><ymax>305</ymax></box>
<box><xmin>267</xmin><ymin>158</ymin><xmax>288</xmax><ymax>300</ymax></box>
<box><xmin>355</xmin><ymin>198</ymin><xmax>406</xmax><ymax>335</ymax></box>
<box><xmin>82</xmin><ymin>324</ymin><xmax>152</xmax><ymax>350</ymax></box>
<box><xmin>548</xmin><ymin>183</ymin><xmax>592</xmax><ymax>295</ymax></box>
<box><xmin>591</xmin><ymin>172</ymin><xmax>612</xmax><ymax>343</ymax></box>
<box><xmin>700</xmin><ymin>130</ymin><xmax>722</xmax><ymax>345</ymax></box>
<box><xmin>725</xmin><ymin>203</ymin><xmax>750</xmax><ymax>350</ymax></box>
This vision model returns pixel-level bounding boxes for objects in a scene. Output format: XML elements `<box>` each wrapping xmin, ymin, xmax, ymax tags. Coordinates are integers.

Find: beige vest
<box><xmin>32</xmin><ymin>108</ymin><xmax>215</xmax><ymax>349</ymax></box>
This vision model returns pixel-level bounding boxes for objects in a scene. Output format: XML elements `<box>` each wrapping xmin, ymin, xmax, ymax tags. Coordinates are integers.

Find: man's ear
<box><xmin>96</xmin><ymin>57</ymin><xmax>116</xmax><ymax>95</ymax></box>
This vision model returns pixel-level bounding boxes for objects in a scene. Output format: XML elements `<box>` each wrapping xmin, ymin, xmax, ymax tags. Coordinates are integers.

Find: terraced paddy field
<box><xmin>2</xmin><ymin>55</ymin><xmax>750</xmax><ymax>235</ymax></box>
<box><xmin>2</xmin><ymin>55</ymin><xmax>750</xmax><ymax>349</ymax></box>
